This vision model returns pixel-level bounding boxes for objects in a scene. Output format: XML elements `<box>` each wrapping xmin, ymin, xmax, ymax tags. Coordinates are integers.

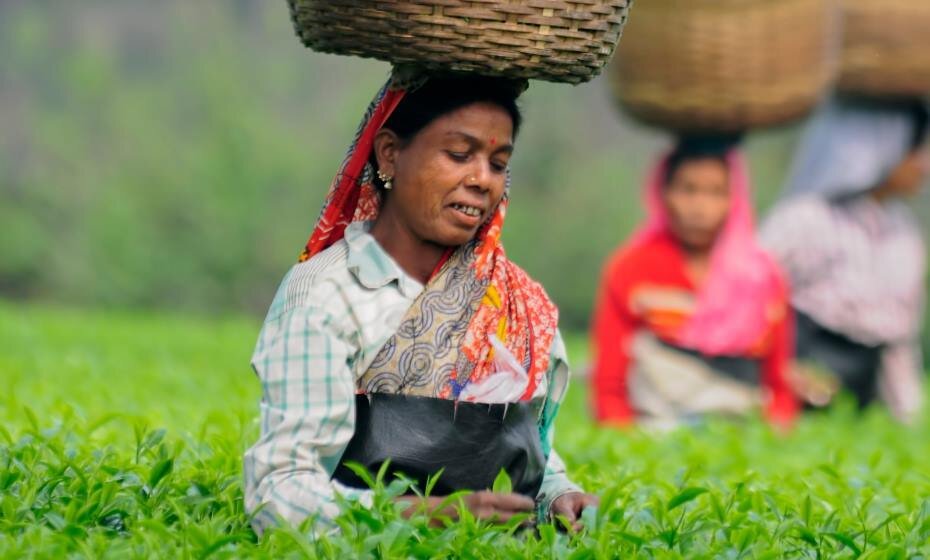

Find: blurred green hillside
<box><xmin>2</xmin><ymin>0</ymin><xmax>928</xmax><ymax>334</ymax></box>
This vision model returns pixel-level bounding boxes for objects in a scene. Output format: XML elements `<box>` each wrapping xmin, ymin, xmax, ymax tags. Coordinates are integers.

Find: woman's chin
<box><xmin>428</xmin><ymin>224</ymin><xmax>479</xmax><ymax>248</ymax></box>
<box><xmin>676</xmin><ymin>230</ymin><xmax>717</xmax><ymax>252</ymax></box>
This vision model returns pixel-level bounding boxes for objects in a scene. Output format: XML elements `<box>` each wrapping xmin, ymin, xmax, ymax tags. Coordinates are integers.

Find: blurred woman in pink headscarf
<box><xmin>591</xmin><ymin>137</ymin><xmax>798</xmax><ymax>430</ymax></box>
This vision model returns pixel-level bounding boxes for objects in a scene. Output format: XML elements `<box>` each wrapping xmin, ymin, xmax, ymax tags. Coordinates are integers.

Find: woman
<box><xmin>592</xmin><ymin>138</ymin><xmax>797</xmax><ymax>430</ymax></box>
<box><xmin>760</xmin><ymin>98</ymin><xmax>929</xmax><ymax>422</ymax></box>
<box><xmin>243</xmin><ymin>72</ymin><xmax>596</xmax><ymax>534</ymax></box>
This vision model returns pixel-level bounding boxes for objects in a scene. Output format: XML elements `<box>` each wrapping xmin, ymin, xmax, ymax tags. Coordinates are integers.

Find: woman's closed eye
<box><xmin>446</xmin><ymin>149</ymin><xmax>508</xmax><ymax>173</ymax></box>
<box><xmin>490</xmin><ymin>159</ymin><xmax>509</xmax><ymax>173</ymax></box>
<box><xmin>446</xmin><ymin>150</ymin><xmax>470</xmax><ymax>163</ymax></box>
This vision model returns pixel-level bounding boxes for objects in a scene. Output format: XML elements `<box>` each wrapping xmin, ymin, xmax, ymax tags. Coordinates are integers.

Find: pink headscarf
<box><xmin>632</xmin><ymin>151</ymin><xmax>783</xmax><ymax>356</ymax></box>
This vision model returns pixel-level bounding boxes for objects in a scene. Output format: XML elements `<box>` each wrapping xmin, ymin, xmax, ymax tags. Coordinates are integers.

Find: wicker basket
<box><xmin>838</xmin><ymin>0</ymin><xmax>930</xmax><ymax>98</ymax></box>
<box><xmin>288</xmin><ymin>0</ymin><xmax>632</xmax><ymax>85</ymax></box>
<box><xmin>609</xmin><ymin>0</ymin><xmax>839</xmax><ymax>133</ymax></box>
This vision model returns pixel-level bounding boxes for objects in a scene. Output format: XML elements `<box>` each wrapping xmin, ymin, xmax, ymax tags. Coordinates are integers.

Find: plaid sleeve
<box><xmin>536</xmin><ymin>330</ymin><xmax>583</xmax><ymax>517</ymax></box>
<box><xmin>243</xmin><ymin>304</ymin><xmax>373</xmax><ymax>535</ymax></box>
<box><xmin>537</xmin><ymin>448</ymin><xmax>583</xmax><ymax>520</ymax></box>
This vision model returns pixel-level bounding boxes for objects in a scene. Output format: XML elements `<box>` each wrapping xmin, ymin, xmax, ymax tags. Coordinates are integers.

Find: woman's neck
<box><xmin>680</xmin><ymin>245</ymin><xmax>712</xmax><ymax>288</ymax></box>
<box><xmin>370</xmin><ymin>212</ymin><xmax>446</xmax><ymax>285</ymax></box>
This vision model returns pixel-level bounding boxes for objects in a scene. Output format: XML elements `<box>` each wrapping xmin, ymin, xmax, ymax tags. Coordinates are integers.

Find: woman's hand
<box><xmin>549</xmin><ymin>492</ymin><xmax>600</xmax><ymax>532</ymax></box>
<box><xmin>396</xmin><ymin>491</ymin><xmax>535</xmax><ymax>526</ymax></box>
<box><xmin>787</xmin><ymin>362</ymin><xmax>839</xmax><ymax>407</ymax></box>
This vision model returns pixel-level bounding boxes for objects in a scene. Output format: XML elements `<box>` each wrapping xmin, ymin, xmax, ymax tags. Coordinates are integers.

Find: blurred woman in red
<box><xmin>591</xmin><ymin>137</ymin><xmax>797</xmax><ymax>430</ymax></box>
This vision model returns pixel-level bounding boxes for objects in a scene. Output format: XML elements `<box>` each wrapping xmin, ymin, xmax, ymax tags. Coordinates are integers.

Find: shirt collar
<box><xmin>344</xmin><ymin>221</ymin><xmax>423</xmax><ymax>298</ymax></box>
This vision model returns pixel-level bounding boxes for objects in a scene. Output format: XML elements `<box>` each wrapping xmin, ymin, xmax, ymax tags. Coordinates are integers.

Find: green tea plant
<box><xmin>2</xmin><ymin>302</ymin><xmax>929</xmax><ymax>558</ymax></box>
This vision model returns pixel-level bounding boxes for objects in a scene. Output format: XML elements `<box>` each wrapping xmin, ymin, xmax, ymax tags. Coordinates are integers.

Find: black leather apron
<box><xmin>332</xmin><ymin>393</ymin><xmax>546</xmax><ymax>497</ymax></box>
<box><xmin>795</xmin><ymin>310</ymin><xmax>882</xmax><ymax>407</ymax></box>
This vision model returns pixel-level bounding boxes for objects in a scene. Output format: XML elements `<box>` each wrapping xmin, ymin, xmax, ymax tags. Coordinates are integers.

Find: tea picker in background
<box><xmin>760</xmin><ymin>98</ymin><xmax>930</xmax><ymax>422</ymax></box>
<box><xmin>593</xmin><ymin>0</ymin><xmax>832</xmax><ymax>429</ymax></box>
<box><xmin>591</xmin><ymin>136</ymin><xmax>798</xmax><ymax>430</ymax></box>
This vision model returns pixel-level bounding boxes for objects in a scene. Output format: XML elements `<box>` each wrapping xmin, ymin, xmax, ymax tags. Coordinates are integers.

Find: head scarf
<box><xmin>783</xmin><ymin>98</ymin><xmax>918</xmax><ymax>199</ymax></box>
<box><xmin>300</xmin><ymin>73</ymin><xmax>557</xmax><ymax>401</ymax></box>
<box><xmin>632</xmin><ymin>151</ymin><xmax>784</xmax><ymax>356</ymax></box>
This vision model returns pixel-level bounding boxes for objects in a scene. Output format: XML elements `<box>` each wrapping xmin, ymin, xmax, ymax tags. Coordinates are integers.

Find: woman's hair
<box><xmin>665</xmin><ymin>134</ymin><xmax>742</xmax><ymax>185</ymax></box>
<box><xmin>371</xmin><ymin>75</ymin><xmax>524</xmax><ymax>188</ymax></box>
<box><xmin>838</xmin><ymin>96</ymin><xmax>929</xmax><ymax>152</ymax></box>
<box><xmin>907</xmin><ymin>100</ymin><xmax>929</xmax><ymax>150</ymax></box>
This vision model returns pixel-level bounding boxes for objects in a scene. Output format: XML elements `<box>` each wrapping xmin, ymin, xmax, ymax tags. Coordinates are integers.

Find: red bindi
<box><xmin>489</xmin><ymin>137</ymin><xmax>497</xmax><ymax>146</ymax></box>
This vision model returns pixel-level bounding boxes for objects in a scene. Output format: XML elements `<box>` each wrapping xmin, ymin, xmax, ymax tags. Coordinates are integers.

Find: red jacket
<box><xmin>591</xmin><ymin>234</ymin><xmax>798</xmax><ymax>426</ymax></box>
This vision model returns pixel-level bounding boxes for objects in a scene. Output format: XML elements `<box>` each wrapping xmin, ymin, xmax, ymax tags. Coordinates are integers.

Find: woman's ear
<box><xmin>372</xmin><ymin>129</ymin><xmax>400</xmax><ymax>177</ymax></box>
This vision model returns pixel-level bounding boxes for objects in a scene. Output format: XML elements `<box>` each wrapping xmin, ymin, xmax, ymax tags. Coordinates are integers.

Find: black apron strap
<box><xmin>656</xmin><ymin>338</ymin><xmax>762</xmax><ymax>386</ymax></box>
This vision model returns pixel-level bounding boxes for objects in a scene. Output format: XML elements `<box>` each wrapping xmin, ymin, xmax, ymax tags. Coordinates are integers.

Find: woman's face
<box><xmin>374</xmin><ymin>102</ymin><xmax>513</xmax><ymax>248</ymax></box>
<box><xmin>879</xmin><ymin>145</ymin><xmax>930</xmax><ymax>198</ymax></box>
<box><xmin>663</xmin><ymin>158</ymin><xmax>731</xmax><ymax>253</ymax></box>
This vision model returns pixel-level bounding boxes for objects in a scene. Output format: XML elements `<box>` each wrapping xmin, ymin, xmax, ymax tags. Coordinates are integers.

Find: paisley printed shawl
<box><xmin>300</xmin><ymin>74</ymin><xmax>557</xmax><ymax>401</ymax></box>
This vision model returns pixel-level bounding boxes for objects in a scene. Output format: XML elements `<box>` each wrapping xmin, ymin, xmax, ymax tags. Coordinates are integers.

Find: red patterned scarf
<box><xmin>300</xmin><ymin>75</ymin><xmax>557</xmax><ymax>401</ymax></box>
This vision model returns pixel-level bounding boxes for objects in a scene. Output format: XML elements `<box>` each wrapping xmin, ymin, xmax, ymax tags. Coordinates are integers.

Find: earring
<box><xmin>377</xmin><ymin>170</ymin><xmax>393</xmax><ymax>190</ymax></box>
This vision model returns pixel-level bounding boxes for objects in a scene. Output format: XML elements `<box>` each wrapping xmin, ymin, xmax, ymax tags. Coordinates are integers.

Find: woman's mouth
<box><xmin>450</xmin><ymin>203</ymin><xmax>482</xmax><ymax>218</ymax></box>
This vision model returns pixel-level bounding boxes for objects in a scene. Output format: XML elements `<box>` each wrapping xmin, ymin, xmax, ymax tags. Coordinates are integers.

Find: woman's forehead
<box><xmin>425</xmin><ymin>105</ymin><xmax>514</xmax><ymax>142</ymax></box>
<box><xmin>440</xmin><ymin>129</ymin><xmax>514</xmax><ymax>149</ymax></box>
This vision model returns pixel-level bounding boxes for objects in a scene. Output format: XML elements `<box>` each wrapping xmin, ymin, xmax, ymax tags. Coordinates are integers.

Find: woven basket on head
<box><xmin>287</xmin><ymin>0</ymin><xmax>632</xmax><ymax>85</ymax></box>
<box><xmin>839</xmin><ymin>0</ymin><xmax>930</xmax><ymax>98</ymax></box>
<box><xmin>609</xmin><ymin>0</ymin><xmax>839</xmax><ymax>133</ymax></box>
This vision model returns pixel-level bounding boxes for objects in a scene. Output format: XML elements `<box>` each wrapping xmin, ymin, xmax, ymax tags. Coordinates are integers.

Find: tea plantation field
<box><xmin>2</xmin><ymin>302</ymin><xmax>929</xmax><ymax>558</ymax></box>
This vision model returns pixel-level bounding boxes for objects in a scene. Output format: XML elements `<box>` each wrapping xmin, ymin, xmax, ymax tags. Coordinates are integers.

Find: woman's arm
<box><xmin>878</xmin><ymin>340</ymin><xmax>924</xmax><ymax>423</ymax></box>
<box><xmin>243</xmin><ymin>305</ymin><xmax>370</xmax><ymax>535</ymax></box>
<box><xmin>761</xmin><ymin>295</ymin><xmax>799</xmax><ymax>427</ymax></box>
<box><xmin>537</xmin><ymin>333</ymin><xmax>581</xmax><ymax>512</ymax></box>
<box><xmin>879</xmin><ymin>243</ymin><xmax>926</xmax><ymax>424</ymax></box>
<box><xmin>538</xmin><ymin>449</ymin><xmax>584</xmax><ymax>516</ymax></box>
<box><xmin>537</xmin><ymin>332</ymin><xmax>596</xmax><ymax>527</ymax></box>
<box><xmin>591</xmin><ymin>258</ymin><xmax>636</xmax><ymax>424</ymax></box>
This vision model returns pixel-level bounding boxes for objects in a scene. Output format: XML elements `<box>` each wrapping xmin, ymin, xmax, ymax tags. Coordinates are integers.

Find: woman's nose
<box><xmin>466</xmin><ymin>162</ymin><xmax>493</xmax><ymax>191</ymax></box>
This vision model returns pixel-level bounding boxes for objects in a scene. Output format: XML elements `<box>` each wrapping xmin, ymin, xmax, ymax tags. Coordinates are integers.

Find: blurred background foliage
<box><xmin>1</xmin><ymin>0</ymin><xmax>928</xmax><ymax>339</ymax></box>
